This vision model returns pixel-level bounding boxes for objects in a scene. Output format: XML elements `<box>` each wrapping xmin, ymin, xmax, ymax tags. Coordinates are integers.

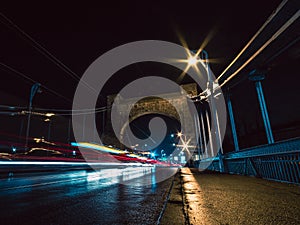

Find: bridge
<box><xmin>103</xmin><ymin>83</ymin><xmax>198</xmax><ymax>150</ymax></box>
<box><xmin>0</xmin><ymin>0</ymin><xmax>299</xmax><ymax>224</ymax></box>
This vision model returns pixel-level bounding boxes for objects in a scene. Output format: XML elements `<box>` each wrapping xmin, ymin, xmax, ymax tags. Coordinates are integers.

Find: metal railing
<box><xmin>200</xmin><ymin>137</ymin><xmax>300</xmax><ymax>184</ymax></box>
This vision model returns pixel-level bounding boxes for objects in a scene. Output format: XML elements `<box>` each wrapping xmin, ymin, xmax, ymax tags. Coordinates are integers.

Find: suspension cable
<box><xmin>216</xmin><ymin>0</ymin><xmax>288</xmax><ymax>82</ymax></box>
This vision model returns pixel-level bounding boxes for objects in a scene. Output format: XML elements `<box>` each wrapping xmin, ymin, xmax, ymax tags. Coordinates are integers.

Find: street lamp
<box><xmin>197</xmin><ymin>50</ymin><xmax>224</xmax><ymax>171</ymax></box>
<box><xmin>25</xmin><ymin>83</ymin><xmax>41</xmax><ymax>150</ymax></box>
<box><xmin>187</xmin><ymin>56</ymin><xmax>198</xmax><ymax>66</ymax></box>
<box><xmin>131</xmin><ymin>144</ymin><xmax>139</xmax><ymax>150</ymax></box>
<box><xmin>45</xmin><ymin>113</ymin><xmax>55</xmax><ymax>117</ymax></box>
<box><xmin>161</xmin><ymin>149</ymin><xmax>165</xmax><ymax>158</ymax></box>
<box><xmin>44</xmin><ymin>113</ymin><xmax>55</xmax><ymax>141</ymax></box>
<box><xmin>151</xmin><ymin>152</ymin><xmax>155</xmax><ymax>159</ymax></box>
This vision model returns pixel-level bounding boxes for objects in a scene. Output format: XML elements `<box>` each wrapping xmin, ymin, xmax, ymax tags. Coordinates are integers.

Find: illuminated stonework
<box><xmin>103</xmin><ymin>83</ymin><xmax>197</xmax><ymax>149</ymax></box>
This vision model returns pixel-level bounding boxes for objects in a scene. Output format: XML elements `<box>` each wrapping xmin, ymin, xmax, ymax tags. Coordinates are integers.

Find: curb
<box><xmin>156</xmin><ymin>171</ymin><xmax>177</xmax><ymax>225</ymax></box>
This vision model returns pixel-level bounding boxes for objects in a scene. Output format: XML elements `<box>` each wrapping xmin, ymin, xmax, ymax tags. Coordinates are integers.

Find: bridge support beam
<box><xmin>201</xmin><ymin>50</ymin><xmax>224</xmax><ymax>172</ymax></box>
<box><xmin>200</xmin><ymin>110</ymin><xmax>207</xmax><ymax>158</ymax></box>
<box><xmin>194</xmin><ymin>114</ymin><xmax>202</xmax><ymax>162</ymax></box>
<box><xmin>249</xmin><ymin>70</ymin><xmax>274</xmax><ymax>144</ymax></box>
<box><xmin>226</xmin><ymin>94</ymin><xmax>239</xmax><ymax>151</ymax></box>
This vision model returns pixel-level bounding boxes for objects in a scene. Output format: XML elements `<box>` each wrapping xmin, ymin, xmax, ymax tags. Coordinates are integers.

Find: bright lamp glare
<box><xmin>188</xmin><ymin>56</ymin><xmax>198</xmax><ymax>66</ymax></box>
<box><xmin>45</xmin><ymin>113</ymin><xmax>55</xmax><ymax>117</ymax></box>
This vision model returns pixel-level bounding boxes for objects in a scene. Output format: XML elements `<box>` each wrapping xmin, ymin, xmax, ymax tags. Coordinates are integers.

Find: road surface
<box><xmin>0</xmin><ymin>167</ymin><xmax>176</xmax><ymax>225</ymax></box>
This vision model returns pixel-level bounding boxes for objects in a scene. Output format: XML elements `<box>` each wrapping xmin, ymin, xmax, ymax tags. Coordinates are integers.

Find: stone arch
<box><xmin>102</xmin><ymin>83</ymin><xmax>197</xmax><ymax>148</ymax></box>
<box><xmin>119</xmin><ymin>111</ymin><xmax>181</xmax><ymax>146</ymax></box>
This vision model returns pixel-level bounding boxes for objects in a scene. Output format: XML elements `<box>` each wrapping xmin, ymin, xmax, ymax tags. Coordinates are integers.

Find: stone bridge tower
<box><xmin>102</xmin><ymin>83</ymin><xmax>197</xmax><ymax>149</ymax></box>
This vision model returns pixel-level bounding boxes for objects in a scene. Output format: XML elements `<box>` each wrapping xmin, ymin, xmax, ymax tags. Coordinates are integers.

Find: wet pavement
<box><xmin>2</xmin><ymin>167</ymin><xmax>299</xmax><ymax>225</ymax></box>
<box><xmin>161</xmin><ymin>168</ymin><xmax>300</xmax><ymax>225</ymax></box>
<box><xmin>0</xmin><ymin>167</ymin><xmax>176</xmax><ymax>225</ymax></box>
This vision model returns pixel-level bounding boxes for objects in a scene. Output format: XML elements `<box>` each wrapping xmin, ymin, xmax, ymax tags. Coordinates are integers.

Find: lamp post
<box><xmin>161</xmin><ymin>149</ymin><xmax>165</xmax><ymax>158</ymax></box>
<box><xmin>203</xmin><ymin>50</ymin><xmax>224</xmax><ymax>172</ymax></box>
<box><xmin>25</xmin><ymin>83</ymin><xmax>41</xmax><ymax>150</ymax></box>
<box><xmin>189</xmin><ymin>50</ymin><xmax>224</xmax><ymax>171</ymax></box>
<box><xmin>44</xmin><ymin>113</ymin><xmax>55</xmax><ymax>141</ymax></box>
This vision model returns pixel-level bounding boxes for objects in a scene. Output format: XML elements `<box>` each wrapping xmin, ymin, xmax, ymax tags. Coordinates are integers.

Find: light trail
<box><xmin>0</xmin><ymin>166</ymin><xmax>154</xmax><ymax>191</ymax></box>
<box><xmin>0</xmin><ymin>161</ymin><xmax>150</xmax><ymax>166</ymax></box>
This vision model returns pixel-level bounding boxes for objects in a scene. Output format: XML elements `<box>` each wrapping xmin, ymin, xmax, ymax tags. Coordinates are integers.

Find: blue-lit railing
<box><xmin>200</xmin><ymin>137</ymin><xmax>300</xmax><ymax>184</ymax></box>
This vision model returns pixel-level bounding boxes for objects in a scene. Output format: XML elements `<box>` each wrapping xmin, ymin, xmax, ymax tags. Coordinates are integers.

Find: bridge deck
<box><xmin>161</xmin><ymin>168</ymin><xmax>300</xmax><ymax>225</ymax></box>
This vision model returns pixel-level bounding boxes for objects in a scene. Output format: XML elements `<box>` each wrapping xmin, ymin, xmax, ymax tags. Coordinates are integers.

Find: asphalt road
<box><xmin>0</xmin><ymin>167</ymin><xmax>176</xmax><ymax>225</ymax></box>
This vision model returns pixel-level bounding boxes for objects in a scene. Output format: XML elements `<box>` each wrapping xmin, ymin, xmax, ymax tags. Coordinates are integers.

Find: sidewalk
<box><xmin>159</xmin><ymin>172</ymin><xmax>188</xmax><ymax>225</ymax></box>
<box><xmin>160</xmin><ymin>168</ymin><xmax>300</xmax><ymax>225</ymax></box>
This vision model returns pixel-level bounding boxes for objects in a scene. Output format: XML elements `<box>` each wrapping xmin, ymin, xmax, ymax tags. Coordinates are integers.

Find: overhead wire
<box><xmin>0</xmin><ymin>62</ymin><xmax>73</xmax><ymax>104</ymax></box>
<box><xmin>0</xmin><ymin>104</ymin><xmax>111</xmax><ymax>116</ymax></box>
<box><xmin>0</xmin><ymin>104</ymin><xmax>109</xmax><ymax>113</ymax></box>
<box><xmin>57</xmin><ymin>107</ymin><xmax>110</xmax><ymax>116</ymax></box>
<box><xmin>35</xmin><ymin>106</ymin><xmax>108</xmax><ymax>112</ymax></box>
<box><xmin>0</xmin><ymin>63</ymin><xmax>111</xmax><ymax>113</ymax></box>
<box><xmin>0</xmin><ymin>13</ymin><xmax>109</xmax><ymax>113</ymax></box>
<box><xmin>0</xmin><ymin>12</ymin><xmax>98</xmax><ymax>96</ymax></box>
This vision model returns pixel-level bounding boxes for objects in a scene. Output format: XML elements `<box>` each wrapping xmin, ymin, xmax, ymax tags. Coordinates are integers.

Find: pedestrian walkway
<box><xmin>160</xmin><ymin>168</ymin><xmax>300</xmax><ymax>225</ymax></box>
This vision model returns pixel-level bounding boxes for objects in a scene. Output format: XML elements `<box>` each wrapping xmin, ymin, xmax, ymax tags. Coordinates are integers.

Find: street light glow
<box><xmin>176</xmin><ymin>48</ymin><xmax>203</xmax><ymax>83</ymax></box>
<box><xmin>188</xmin><ymin>56</ymin><xmax>198</xmax><ymax>66</ymax></box>
<box><xmin>45</xmin><ymin>113</ymin><xmax>55</xmax><ymax>117</ymax></box>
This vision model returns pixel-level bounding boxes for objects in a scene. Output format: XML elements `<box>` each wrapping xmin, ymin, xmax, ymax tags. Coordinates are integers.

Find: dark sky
<box><xmin>1</xmin><ymin>0</ymin><xmax>299</xmax><ymax>148</ymax></box>
<box><xmin>1</xmin><ymin>0</ymin><xmax>284</xmax><ymax>108</ymax></box>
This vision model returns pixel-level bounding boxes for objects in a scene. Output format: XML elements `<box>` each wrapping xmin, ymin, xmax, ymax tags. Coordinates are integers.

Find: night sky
<box><xmin>1</xmin><ymin>0</ymin><xmax>299</xmax><ymax>150</ymax></box>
